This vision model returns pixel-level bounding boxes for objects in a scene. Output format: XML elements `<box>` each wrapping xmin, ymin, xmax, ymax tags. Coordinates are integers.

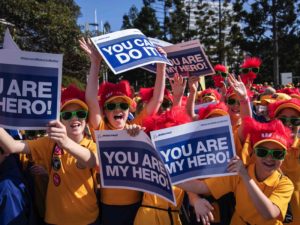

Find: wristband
<box><xmin>239</xmin><ymin>97</ymin><xmax>249</xmax><ymax>104</ymax></box>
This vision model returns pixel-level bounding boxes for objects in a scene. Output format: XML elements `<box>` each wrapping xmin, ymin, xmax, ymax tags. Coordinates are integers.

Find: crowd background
<box><xmin>1</xmin><ymin>1</ymin><xmax>300</xmax><ymax>225</ymax></box>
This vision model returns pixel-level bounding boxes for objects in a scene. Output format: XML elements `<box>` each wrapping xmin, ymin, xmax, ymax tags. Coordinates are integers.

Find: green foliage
<box><xmin>0</xmin><ymin>0</ymin><xmax>89</xmax><ymax>81</ymax></box>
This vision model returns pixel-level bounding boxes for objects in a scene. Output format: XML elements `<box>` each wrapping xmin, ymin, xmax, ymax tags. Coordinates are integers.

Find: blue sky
<box><xmin>75</xmin><ymin>0</ymin><xmax>143</xmax><ymax>32</ymax></box>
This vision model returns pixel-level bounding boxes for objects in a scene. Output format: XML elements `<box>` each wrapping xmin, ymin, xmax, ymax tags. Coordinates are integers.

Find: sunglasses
<box><xmin>254</xmin><ymin>147</ymin><xmax>286</xmax><ymax>160</ymax></box>
<box><xmin>240</xmin><ymin>67</ymin><xmax>260</xmax><ymax>74</ymax></box>
<box><xmin>161</xmin><ymin>100</ymin><xmax>172</xmax><ymax>109</ymax></box>
<box><xmin>215</xmin><ymin>71</ymin><xmax>228</xmax><ymax>78</ymax></box>
<box><xmin>104</xmin><ymin>102</ymin><xmax>129</xmax><ymax>111</ymax></box>
<box><xmin>227</xmin><ymin>98</ymin><xmax>240</xmax><ymax>105</ymax></box>
<box><xmin>60</xmin><ymin>110</ymin><xmax>88</xmax><ymax>120</ymax></box>
<box><xmin>278</xmin><ymin>117</ymin><xmax>300</xmax><ymax>127</ymax></box>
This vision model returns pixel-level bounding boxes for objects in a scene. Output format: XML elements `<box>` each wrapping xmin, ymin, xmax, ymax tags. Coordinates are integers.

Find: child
<box><xmin>178</xmin><ymin>117</ymin><xmax>294</xmax><ymax>225</ymax></box>
<box><xmin>268</xmin><ymin>98</ymin><xmax>300</xmax><ymax>224</ymax></box>
<box><xmin>80</xmin><ymin>37</ymin><xmax>167</xmax><ymax>225</ymax></box>
<box><xmin>0</xmin><ymin>85</ymin><xmax>100</xmax><ymax>225</ymax></box>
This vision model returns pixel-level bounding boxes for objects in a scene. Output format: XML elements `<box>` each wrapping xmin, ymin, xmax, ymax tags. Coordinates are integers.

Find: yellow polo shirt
<box><xmin>281</xmin><ymin>147</ymin><xmax>300</xmax><ymax>225</ymax></box>
<box><xmin>134</xmin><ymin>186</ymin><xmax>184</xmax><ymax>225</ymax></box>
<box><xmin>98</xmin><ymin>108</ymin><xmax>147</xmax><ymax>205</ymax></box>
<box><xmin>27</xmin><ymin>136</ymin><xmax>99</xmax><ymax>225</ymax></box>
<box><xmin>204</xmin><ymin>164</ymin><xmax>294</xmax><ymax>225</ymax></box>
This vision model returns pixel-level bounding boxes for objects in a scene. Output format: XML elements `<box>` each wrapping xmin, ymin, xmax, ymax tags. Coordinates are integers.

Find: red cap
<box><xmin>198</xmin><ymin>102</ymin><xmax>228</xmax><ymax>120</ymax></box>
<box><xmin>198</xmin><ymin>88</ymin><xmax>221</xmax><ymax>102</ymax></box>
<box><xmin>243</xmin><ymin>117</ymin><xmax>292</xmax><ymax>150</ymax></box>
<box><xmin>142</xmin><ymin>106</ymin><xmax>191</xmax><ymax>133</ymax></box>
<box><xmin>277</xmin><ymin>87</ymin><xmax>300</xmax><ymax>99</ymax></box>
<box><xmin>268</xmin><ymin>98</ymin><xmax>300</xmax><ymax>119</ymax></box>
<box><xmin>98</xmin><ymin>80</ymin><xmax>134</xmax><ymax>109</ymax></box>
<box><xmin>61</xmin><ymin>84</ymin><xmax>88</xmax><ymax>111</ymax></box>
<box><xmin>139</xmin><ymin>87</ymin><xmax>173</xmax><ymax>103</ymax></box>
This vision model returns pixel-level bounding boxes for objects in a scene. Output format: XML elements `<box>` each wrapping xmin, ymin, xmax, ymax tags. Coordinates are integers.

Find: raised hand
<box><xmin>79</xmin><ymin>37</ymin><xmax>102</xmax><ymax>64</ymax></box>
<box><xmin>169</xmin><ymin>73</ymin><xmax>187</xmax><ymax>99</ymax></box>
<box><xmin>227</xmin><ymin>73</ymin><xmax>248</xmax><ymax>100</ymax></box>
<box><xmin>188</xmin><ymin>76</ymin><xmax>199</xmax><ymax>94</ymax></box>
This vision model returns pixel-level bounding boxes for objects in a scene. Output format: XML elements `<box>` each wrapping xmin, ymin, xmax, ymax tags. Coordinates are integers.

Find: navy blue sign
<box><xmin>98</xmin><ymin>138</ymin><xmax>175</xmax><ymax>204</ymax></box>
<box><xmin>91</xmin><ymin>29</ymin><xmax>170</xmax><ymax>74</ymax></box>
<box><xmin>0</xmin><ymin>63</ymin><xmax>59</xmax><ymax>129</ymax></box>
<box><xmin>142</xmin><ymin>40</ymin><xmax>215</xmax><ymax>78</ymax></box>
<box><xmin>151</xmin><ymin>117</ymin><xmax>236</xmax><ymax>184</ymax></box>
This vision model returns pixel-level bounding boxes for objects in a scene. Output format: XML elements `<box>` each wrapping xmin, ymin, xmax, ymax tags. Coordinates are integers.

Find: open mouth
<box><xmin>70</xmin><ymin>123</ymin><xmax>81</xmax><ymax>128</ymax></box>
<box><xmin>114</xmin><ymin>114</ymin><xmax>124</xmax><ymax>121</ymax></box>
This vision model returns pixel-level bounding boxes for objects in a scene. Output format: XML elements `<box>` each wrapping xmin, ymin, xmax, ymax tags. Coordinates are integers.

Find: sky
<box><xmin>75</xmin><ymin>0</ymin><xmax>144</xmax><ymax>32</ymax></box>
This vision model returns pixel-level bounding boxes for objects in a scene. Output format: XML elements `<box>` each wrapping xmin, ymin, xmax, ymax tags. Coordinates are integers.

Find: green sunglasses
<box><xmin>104</xmin><ymin>102</ymin><xmax>129</xmax><ymax>111</ymax></box>
<box><xmin>278</xmin><ymin>117</ymin><xmax>300</xmax><ymax>127</ymax></box>
<box><xmin>240</xmin><ymin>67</ymin><xmax>260</xmax><ymax>74</ymax></box>
<box><xmin>60</xmin><ymin>110</ymin><xmax>88</xmax><ymax>120</ymax></box>
<box><xmin>215</xmin><ymin>71</ymin><xmax>228</xmax><ymax>78</ymax></box>
<box><xmin>227</xmin><ymin>98</ymin><xmax>240</xmax><ymax>106</ymax></box>
<box><xmin>254</xmin><ymin>147</ymin><xmax>286</xmax><ymax>160</ymax></box>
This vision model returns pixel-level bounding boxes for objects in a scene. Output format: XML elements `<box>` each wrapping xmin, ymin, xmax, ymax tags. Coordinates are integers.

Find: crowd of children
<box><xmin>1</xmin><ymin>38</ymin><xmax>300</xmax><ymax>225</ymax></box>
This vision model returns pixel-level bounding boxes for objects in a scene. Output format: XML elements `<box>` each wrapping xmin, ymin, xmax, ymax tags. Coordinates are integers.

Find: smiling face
<box><xmin>254</xmin><ymin>141</ymin><xmax>285</xmax><ymax>181</ymax></box>
<box><xmin>276</xmin><ymin>107</ymin><xmax>300</xmax><ymax>133</ymax></box>
<box><xmin>226</xmin><ymin>94</ymin><xmax>240</xmax><ymax>124</ymax></box>
<box><xmin>60</xmin><ymin>103</ymin><xmax>87</xmax><ymax>140</ymax></box>
<box><xmin>104</xmin><ymin>97</ymin><xmax>129</xmax><ymax>130</ymax></box>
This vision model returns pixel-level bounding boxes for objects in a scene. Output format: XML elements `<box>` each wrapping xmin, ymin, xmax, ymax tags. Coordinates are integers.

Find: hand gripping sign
<box><xmin>91</xmin><ymin>29</ymin><xmax>171</xmax><ymax>74</ymax></box>
<box><xmin>95</xmin><ymin>130</ymin><xmax>176</xmax><ymax>205</ymax></box>
<box><xmin>0</xmin><ymin>49</ymin><xmax>62</xmax><ymax>129</ymax></box>
<box><xmin>151</xmin><ymin>116</ymin><xmax>237</xmax><ymax>184</ymax></box>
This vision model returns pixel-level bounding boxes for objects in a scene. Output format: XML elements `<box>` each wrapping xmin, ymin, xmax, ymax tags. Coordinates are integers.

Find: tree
<box><xmin>169</xmin><ymin>0</ymin><xmax>190</xmax><ymax>43</ymax></box>
<box><xmin>0</xmin><ymin>0</ymin><xmax>88</xmax><ymax>83</ymax></box>
<box><xmin>133</xmin><ymin>1</ymin><xmax>162</xmax><ymax>38</ymax></box>
<box><xmin>233</xmin><ymin>0</ymin><xmax>300</xmax><ymax>84</ymax></box>
<box><xmin>121</xmin><ymin>5</ymin><xmax>139</xmax><ymax>29</ymax></box>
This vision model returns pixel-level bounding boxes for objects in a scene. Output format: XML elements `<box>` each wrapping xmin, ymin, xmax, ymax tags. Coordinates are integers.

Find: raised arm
<box><xmin>0</xmin><ymin>128</ymin><xmax>29</xmax><ymax>154</ymax></box>
<box><xmin>169</xmin><ymin>73</ymin><xmax>187</xmax><ymax>107</ymax></box>
<box><xmin>227</xmin><ymin>74</ymin><xmax>252</xmax><ymax>142</ymax></box>
<box><xmin>79</xmin><ymin>37</ymin><xmax>103</xmax><ymax>129</ymax></box>
<box><xmin>145</xmin><ymin>47</ymin><xmax>166</xmax><ymax>115</ymax></box>
<box><xmin>186</xmin><ymin>76</ymin><xmax>199</xmax><ymax>120</ymax></box>
<box><xmin>227</xmin><ymin>156</ymin><xmax>282</xmax><ymax>220</ymax></box>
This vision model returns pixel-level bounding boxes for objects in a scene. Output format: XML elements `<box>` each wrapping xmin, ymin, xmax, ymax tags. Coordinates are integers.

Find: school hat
<box><xmin>268</xmin><ymin>98</ymin><xmax>300</xmax><ymax>119</ymax></box>
<box><xmin>98</xmin><ymin>80</ymin><xmax>135</xmax><ymax>110</ymax></box>
<box><xmin>277</xmin><ymin>87</ymin><xmax>300</xmax><ymax>100</ymax></box>
<box><xmin>198</xmin><ymin>102</ymin><xmax>228</xmax><ymax>120</ymax></box>
<box><xmin>61</xmin><ymin>84</ymin><xmax>88</xmax><ymax>111</ymax></box>
<box><xmin>243</xmin><ymin>117</ymin><xmax>292</xmax><ymax>150</ymax></box>
<box><xmin>139</xmin><ymin>87</ymin><xmax>173</xmax><ymax>103</ymax></box>
<box><xmin>198</xmin><ymin>88</ymin><xmax>221</xmax><ymax>102</ymax></box>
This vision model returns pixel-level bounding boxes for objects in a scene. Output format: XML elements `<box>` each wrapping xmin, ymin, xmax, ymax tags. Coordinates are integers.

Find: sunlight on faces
<box><xmin>254</xmin><ymin>141</ymin><xmax>285</xmax><ymax>181</ymax></box>
<box><xmin>276</xmin><ymin>108</ymin><xmax>300</xmax><ymax>133</ymax></box>
<box><xmin>104</xmin><ymin>97</ymin><xmax>130</xmax><ymax>130</ymax></box>
<box><xmin>60</xmin><ymin>103</ymin><xmax>87</xmax><ymax>139</ymax></box>
<box><xmin>226</xmin><ymin>95</ymin><xmax>240</xmax><ymax>124</ymax></box>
